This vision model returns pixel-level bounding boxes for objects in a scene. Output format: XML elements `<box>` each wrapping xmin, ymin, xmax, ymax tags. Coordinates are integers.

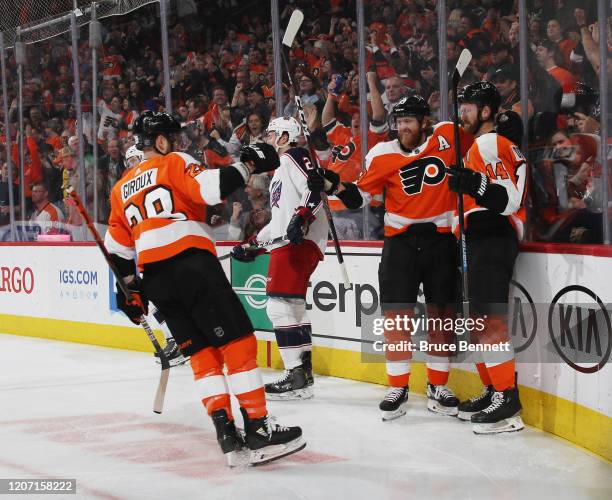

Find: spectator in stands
<box><xmin>535</xmin><ymin>39</ymin><xmax>577</xmax><ymax>105</ymax></box>
<box><xmin>546</xmin><ymin>18</ymin><xmax>577</xmax><ymax>67</ymax></box>
<box><xmin>492</xmin><ymin>64</ymin><xmax>534</xmax><ymax>118</ymax></box>
<box><xmin>321</xmin><ymin>70</ymin><xmax>388</xmax><ymax>238</ymax></box>
<box><xmin>0</xmin><ymin>162</ymin><xmax>19</xmax><ymax>226</ymax></box>
<box><xmin>29</xmin><ymin>182</ymin><xmax>64</xmax><ymax>236</ymax></box>
<box><xmin>219</xmin><ymin>111</ymin><xmax>267</xmax><ymax>161</ymax></box>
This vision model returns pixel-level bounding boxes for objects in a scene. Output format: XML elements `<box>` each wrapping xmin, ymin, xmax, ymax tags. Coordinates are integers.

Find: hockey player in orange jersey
<box><xmin>447</xmin><ymin>82</ymin><xmax>526</xmax><ymax>434</ymax></box>
<box><xmin>105</xmin><ymin>111</ymin><xmax>305</xmax><ymax>465</ymax></box>
<box><xmin>308</xmin><ymin>95</ymin><xmax>474</xmax><ymax>421</ymax></box>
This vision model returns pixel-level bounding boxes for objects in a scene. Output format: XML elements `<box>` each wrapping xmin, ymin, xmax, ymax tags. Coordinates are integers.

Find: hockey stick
<box><xmin>218</xmin><ymin>234</ymin><xmax>288</xmax><ymax>261</ymax></box>
<box><xmin>66</xmin><ymin>186</ymin><xmax>170</xmax><ymax>414</ymax></box>
<box><xmin>450</xmin><ymin>48</ymin><xmax>472</xmax><ymax>319</ymax></box>
<box><xmin>281</xmin><ymin>9</ymin><xmax>351</xmax><ymax>288</ymax></box>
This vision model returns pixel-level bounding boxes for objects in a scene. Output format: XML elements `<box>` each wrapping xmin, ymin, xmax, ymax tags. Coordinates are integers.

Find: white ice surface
<box><xmin>0</xmin><ymin>334</ymin><xmax>610</xmax><ymax>500</ymax></box>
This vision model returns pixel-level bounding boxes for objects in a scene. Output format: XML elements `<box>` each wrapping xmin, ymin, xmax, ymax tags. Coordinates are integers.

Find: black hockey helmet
<box><xmin>458</xmin><ymin>81</ymin><xmax>501</xmax><ymax>116</ymax></box>
<box><xmin>133</xmin><ymin>110</ymin><xmax>182</xmax><ymax>150</ymax></box>
<box><xmin>391</xmin><ymin>95</ymin><xmax>430</xmax><ymax>126</ymax></box>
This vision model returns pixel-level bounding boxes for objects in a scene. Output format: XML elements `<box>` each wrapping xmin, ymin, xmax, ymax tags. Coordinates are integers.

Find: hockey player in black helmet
<box><xmin>105</xmin><ymin>109</ymin><xmax>306</xmax><ymax>465</ymax></box>
<box><xmin>447</xmin><ymin>81</ymin><xmax>527</xmax><ymax>434</ymax></box>
<box><xmin>308</xmin><ymin>94</ymin><xmax>475</xmax><ymax>421</ymax></box>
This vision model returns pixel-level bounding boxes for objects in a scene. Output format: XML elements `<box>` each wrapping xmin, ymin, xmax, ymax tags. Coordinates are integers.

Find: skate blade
<box><xmin>249</xmin><ymin>438</ymin><xmax>306</xmax><ymax>466</ymax></box>
<box><xmin>457</xmin><ymin>410</ymin><xmax>476</xmax><ymax>421</ymax></box>
<box><xmin>427</xmin><ymin>399</ymin><xmax>458</xmax><ymax>416</ymax></box>
<box><xmin>226</xmin><ymin>448</ymin><xmax>251</xmax><ymax>468</ymax></box>
<box><xmin>381</xmin><ymin>402</ymin><xmax>407</xmax><ymax>422</ymax></box>
<box><xmin>473</xmin><ymin>416</ymin><xmax>525</xmax><ymax>435</ymax></box>
<box><xmin>265</xmin><ymin>387</ymin><xmax>314</xmax><ymax>401</ymax></box>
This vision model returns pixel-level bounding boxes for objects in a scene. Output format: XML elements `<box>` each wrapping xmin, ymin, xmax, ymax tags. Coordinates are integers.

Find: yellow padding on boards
<box><xmin>0</xmin><ymin>314</ymin><xmax>608</xmax><ymax>462</ymax></box>
<box><xmin>258</xmin><ymin>339</ymin><xmax>611</xmax><ymax>462</ymax></box>
<box><xmin>0</xmin><ymin>314</ymin><xmax>165</xmax><ymax>352</ymax></box>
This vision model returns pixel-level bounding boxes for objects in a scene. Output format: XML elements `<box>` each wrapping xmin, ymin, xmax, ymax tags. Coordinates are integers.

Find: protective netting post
<box><xmin>438</xmin><ymin>0</ymin><xmax>448</xmax><ymax>121</ymax></box>
<box><xmin>0</xmin><ymin>32</ymin><xmax>16</xmax><ymax>240</ymax></box>
<box><xmin>90</xmin><ymin>3</ymin><xmax>102</xmax><ymax>223</ymax></box>
<box><xmin>597</xmin><ymin>0</ymin><xmax>609</xmax><ymax>244</ymax></box>
<box><xmin>518</xmin><ymin>0</ymin><xmax>529</xmax><ymax>153</ymax></box>
<box><xmin>15</xmin><ymin>35</ymin><xmax>26</xmax><ymax>222</ymax></box>
<box><xmin>70</xmin><ymin>11</ymin><xmax>87</xmax><ymax>211</ymax></box>
<box><xmin>271</xmin><ymin>0</ymin><xmax>283</xmax><ymax>118</ymax></box>
<box><xmin>357</xmin><ymin>0</ymin><xmax>370</xmax><ymax>240</ymax></box>
<box><xmin>159</xmin><ymin>0</ymin><xmax>172</xmax><ymax>113</ymax></box>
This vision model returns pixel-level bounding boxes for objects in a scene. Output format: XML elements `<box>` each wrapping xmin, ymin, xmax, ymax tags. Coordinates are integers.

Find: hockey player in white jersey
<box><xmin>232</xmin><ymin>116</ymin><xmax>329</xmax><ymax>400</ymax></box>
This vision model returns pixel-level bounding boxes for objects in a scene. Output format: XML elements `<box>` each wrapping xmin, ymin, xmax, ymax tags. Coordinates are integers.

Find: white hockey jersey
<box><xmin>256</xmin><ymin>146</ymin><xmax>329</xmax><ymax>255</ymax></box>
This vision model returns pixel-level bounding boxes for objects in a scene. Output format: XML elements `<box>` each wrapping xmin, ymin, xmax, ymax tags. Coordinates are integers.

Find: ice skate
<box><xmin>426</xmin><ymin>383</ymin><xmax>459</xmax><ymax>416</ymax></box>
<box><xmin>379</xmin><ymin>386</ymin><xmax>409</xmax><ymax>421</ymax></box>
<box><xmin>211</xmin><ymin>409</ymin><xmax>249</xmax><ymax>467</ymax></box>
<box><xmin>265</xmin><ymin>365</ymin><xmax>313</xmax><ymax>400</ymax></box>
<box><xmin>457</xmin><ymin>385</ymin><xmax>495</xmax><ymax>421</ymax></box>
<box><xmin>240</xmin><ymin>408</ymin><xmax>306</xmax><ymax>465</ymax></box>
<box><xmin>471</xmin><ymin>387</ymin><xmax>524</xmax><ymax>434</ymax></box>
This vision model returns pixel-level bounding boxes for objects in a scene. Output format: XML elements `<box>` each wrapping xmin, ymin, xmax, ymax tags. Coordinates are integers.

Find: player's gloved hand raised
<box><xmin>287</xmin><ymin>206</ymin><xmax>315</xmax><ymax>245</ymax></box>
<box><xmin>447</xmin><ymin>166</ymin><xmax>489</xmax><ymax>199</ymax></box>
<box><xmin>495</xmin><ymin>110</ymin><xmax>523</xmax><ymax>146</ymax></box>
<box><xmin>231</xmin><ymin>237</ymin><xmax>265</xmax><ymax>262</ymax></box>
<box><xmin>240</xmin><ymin>143</ymin><xmax>280</xmax><ymax>174</ymax></box>
<box><xmin>307</xmin><ymin>168</ymin><xmax>340</xmax><ymax>195</ymax></box>
<box><xmin>116</xmin><ymin>276</ymin><xmax>148</xmax><ymax>325</ymax></box>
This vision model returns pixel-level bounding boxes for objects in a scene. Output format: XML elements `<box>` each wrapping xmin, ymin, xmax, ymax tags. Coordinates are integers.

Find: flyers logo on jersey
<box><xmin>398</xmin><ymin>156</ymin><xmax>446</xmax><ymax>195</ymax></box>
<box><xmin>186</xmin><ymin>162</ymin><xmax>205</xmax><ymax>178</ymax></box>
<box><xmin>331</xmin><ymin>140</ymin><xmax>356</xmax><ymax>162</ymax></box>
<box><xmin>121</xmin><ymin>168</ymin><xmax>158</xmax><ymax>201</ymax></box>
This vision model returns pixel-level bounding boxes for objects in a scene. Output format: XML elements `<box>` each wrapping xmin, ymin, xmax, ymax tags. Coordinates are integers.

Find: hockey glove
<box><xmin>231</xmin><ymin>237</ymin><xmax>265</xmax><ymax>262</ymax></box>
<box><xmin>240</xmin><ymin>143</ymin><xmax>280</xmax><ymax>174</ymax></box>
<box><xmin>287</xmin><ymin>206</ymin><xmax>315</xmax><ymax>245</ymax></box>
<box><xmin>495</xmin><ymin>110</ymin><xmax>523</xmax><ymax>146</ymax></box>
<box><xmin>307</xmin><ymin>168</ymin><xmax>341</xmax><ymax>195</ymax></box>
<box><xmin>116</xmin><ymin>276</ymin><xmax>149</xmax><ymax>325</ymax></box>
<box><xmin>447</xmin><ymin>166</ymin><xmax>489</xmax><ymax>199</ymax></box>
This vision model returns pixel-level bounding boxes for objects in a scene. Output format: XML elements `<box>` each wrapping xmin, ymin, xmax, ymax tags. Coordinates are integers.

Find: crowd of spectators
<box><xmin>0</xmin><ymin>0</ymin><xmax>609</xmax><ymax>243</ymax></box>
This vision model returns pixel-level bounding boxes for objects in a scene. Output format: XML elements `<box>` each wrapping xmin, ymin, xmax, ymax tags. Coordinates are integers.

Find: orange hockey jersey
<box><xmin>105</xmin><ymin>152</ymin><xmax>222</xmax><ymax>270</ymax></box>
<box><xmin>356</xmin><ymin>122</ymin><xmax>473</xmax><ymax>236</ymax></box>
<box><xmin>458</xmin><ymin>132</ymin><xmax>527</xmax><ymax>239</ymax></box>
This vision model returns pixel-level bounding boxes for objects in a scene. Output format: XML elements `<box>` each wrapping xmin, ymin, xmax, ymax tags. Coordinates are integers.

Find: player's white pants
<box><xmin>267</xmin><ymin>297</ymin><xmax>312</xmax><ymax>369</ymax></box>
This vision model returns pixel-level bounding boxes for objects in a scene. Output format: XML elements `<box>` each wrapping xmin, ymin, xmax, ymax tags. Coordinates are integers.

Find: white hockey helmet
<box><xmin>266</xmin><ymin>116</ymin><xmax>301</xmax><ymax>148</ymax></box>
<box><xmin>125</xmin><ymin>145</ymin><xmax>144</xmax><ymax>168</ymax></box>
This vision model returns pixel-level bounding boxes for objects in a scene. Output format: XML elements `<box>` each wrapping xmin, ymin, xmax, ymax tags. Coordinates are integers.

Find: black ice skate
<box><xmin>457</xmin><ymin>385</ymin><xmax>495</xmax><ymax>421</ymax></box>
<box><xmin>240</xmin><ymin>408</ymin><xmax>306</xmax><ymax>465</ymax></box>
<box><xmin>379</xmin><ymin>386</ymin><xmax>409</xmax><ymax>421</ymax></box>
<box><xmin>211</xmin><ymin>409</ymin><xmax>248</xmax><ymax>467</ymax></box>
<box><xmin>471</xmin><ymin>387</ymin><xmax>524</xmax><ymax>434</ymax></box>
<box><xmin>301</xmin><ymin>351</ymin><xmax>314</xmax><ymax>386</ymax></box>
<box><xmin>426</xmin><ymin>383</ymin><xmax>459</xmax><ymax>416</ymax></box>
<box><xmin>265</xmin><ymin>365</ymin><xmax>313</xmax><ymax>400</ymax></box>
<box><xmin>154</xmin><ymin>338</ymin><xmax>188</xmax><ymax>367</ymax></box>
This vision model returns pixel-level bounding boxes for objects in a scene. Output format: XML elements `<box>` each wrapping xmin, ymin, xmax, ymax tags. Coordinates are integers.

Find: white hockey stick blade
<box><xmin>340</xmin><ymin>262</ymin><xmax>351</xmax><ymax>288</ymax></box>
<box><xmin>153</xmin><ymin>368</ymin><xmax>170</xmax><ymax>414</ymax></box>
<box><xmin>282</xmin><ymin>9</ymin><xmax>304</xmax><ymax>47</ymax></box>
<box><xmin>454</xmin><ymin>49</ymin><xmax>472</xmax><ymax>80</ymax></box>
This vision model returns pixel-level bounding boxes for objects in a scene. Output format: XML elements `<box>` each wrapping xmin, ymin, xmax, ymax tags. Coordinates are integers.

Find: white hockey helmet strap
<box><xmin>266</xmin><ymin>116</ymin><xmax>301</xmax><ymax>148</ymax></box>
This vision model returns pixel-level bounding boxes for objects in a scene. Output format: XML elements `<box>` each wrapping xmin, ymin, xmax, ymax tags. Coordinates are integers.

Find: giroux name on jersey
<box><xmin>121</xmin><ymin>168</ymin><xmax>158</xmax><ymax>202</ymax></box>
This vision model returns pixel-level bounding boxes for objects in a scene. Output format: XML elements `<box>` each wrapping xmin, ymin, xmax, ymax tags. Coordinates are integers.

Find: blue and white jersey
<box><xmin>256</xmin><ymin>146</ymin><xmax>328</xmax><ymax>255</ymax></box>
